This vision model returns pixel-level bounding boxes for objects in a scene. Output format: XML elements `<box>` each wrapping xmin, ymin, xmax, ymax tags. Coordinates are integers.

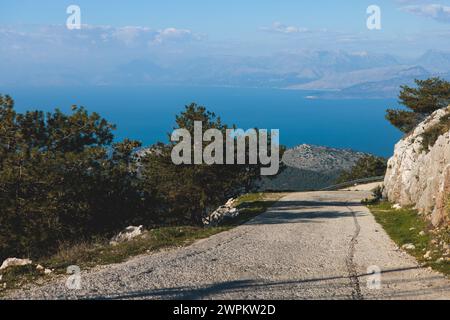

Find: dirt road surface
<box><xmin>5</xmin><ymin>190</ymin><xmax>450</xmax><ymax>300</ymax></box>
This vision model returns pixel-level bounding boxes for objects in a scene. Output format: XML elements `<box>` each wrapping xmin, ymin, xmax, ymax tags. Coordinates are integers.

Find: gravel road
<box><xmin>5</xmin><ymin>190</ymin><xmax>450</xmax><ymax>300</ymax></box>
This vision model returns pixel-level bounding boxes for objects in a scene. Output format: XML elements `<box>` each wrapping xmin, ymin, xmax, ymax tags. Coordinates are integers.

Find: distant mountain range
<box><xmin>3</xmin><ymin>46</ymin><xmax>450</xmax><ymax>98</ymax></box>
<box><xmin>105</xmin><ymin>50</ymin><xmax>450</xmax><ymax>98</ymax></box>
<box><xmin>258</xmin><ymin>144</ymin><xmax>368</xmax><ymax>191</ymax></box>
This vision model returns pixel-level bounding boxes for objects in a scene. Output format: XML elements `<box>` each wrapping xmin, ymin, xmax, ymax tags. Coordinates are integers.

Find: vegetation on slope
<box><xmin>420</xmin><ymin>110</ymin><xmax>450</xmax><ymax>152</ymax></box>
<box><xmin>368</xmin><ymin>202</ymin><xmax>450</xmax><ymax>276</ymax></box>
<box><xmin>336</xmin><ymin>155</ymin><xmax>387</xmax><ymax>184</ymax></box>
<box><xmin>0</xmin><ymin>95</ymin><xmax>282</xmax><ymax>262</ymax></box>
<box><xmin>259</xmin><ymin>144</ymin><xmax>367</xmax><ymax>191</ymax></box>
<box><xmin>0</xmin><ymin>192</ymin><xmax>285</xmax><ymax>294</ymax></box>
<box><xmin>386</xmin><ymin>77</ymin><xmax>450</xmax><ymax>133</ymax></box>
<box><xmin>0</xmin><ymin>95</ymin><xmax>143</xmax><ymax>261</ymax></box>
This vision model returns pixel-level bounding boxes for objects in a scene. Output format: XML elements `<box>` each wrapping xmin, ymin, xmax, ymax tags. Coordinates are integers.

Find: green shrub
<box><xmin>385</xmin><ymin>109</ymin><xmax>423</xmax><ymax>134</ymax></box>
<box><xmin>0</xmin><ymin>98</ymin><xmax>278</xmax><ymax>261</ymax></box>
<box><xmin>140</xmin><ymin>103</ymin><xmax>284</xmax><ymax>225</ymax></box>
<box><xmin>372</xmin><ymin>185</ymin><xmax>383</xmax><ymax>200</ymax></box>
<box><xmin>336</xmin><ymin>155</ymin><xmax>387</xmax><ymax>184</ymax></box>
<box><xmin>420</xmin><ymin>111</ymin><xmax>450</xmax><ymax>152</ymax></box>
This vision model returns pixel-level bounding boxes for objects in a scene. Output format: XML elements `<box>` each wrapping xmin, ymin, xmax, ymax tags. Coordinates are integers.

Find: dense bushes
<box><xmin>0</xmin><ymin>98</ymin><xmax>273</xmax><ymax>260</ymax></box>
<box><xmin>139</xmin><ymin>103</ymin><xmax>273</xmax><ymax>225</ymax></box>
<box><xmin>0</xmin><ymin>95</ymin><xmax>147</xmax><ymax>260</ymax></box>
<box><xmin>385</xmin><ymin>109</ymin><xmax>423</xmax><ymax>134</ymax></box>
<box><xmin>336</xmin><ymin>155</ymin><xmax>387</xmax><ymax>184</ymax></box>
<box><xmin>386</xmin><ymin>77</ymin><xmax>450</xmax><ymax>133</ymax></box>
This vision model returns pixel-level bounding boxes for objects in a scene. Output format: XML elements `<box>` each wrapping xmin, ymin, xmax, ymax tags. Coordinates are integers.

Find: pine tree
<box><xmin>0</xmin><ymin>95</ymin><xmax>143</xmax><ymax>260</ymax></box>
<box><xmin>386</xmin><ymin>77</ymin><xmax>450</xmax><ymax>133</ymax></box>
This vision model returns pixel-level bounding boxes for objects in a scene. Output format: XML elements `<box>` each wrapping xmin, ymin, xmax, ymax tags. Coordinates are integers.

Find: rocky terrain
<box><xmin>283</xmin><ymin>144</ymin><xmax>367</xmax><ymax>172</ymax></box>
<box><xmin>259</xmin><ymin>144</ymin><xmax>367</xmax><ymax>191</ymax></box>
<box><xmin>384</xmin><ymin>106</ymin><xmax>450</xmax><ymax>227</ymax></box>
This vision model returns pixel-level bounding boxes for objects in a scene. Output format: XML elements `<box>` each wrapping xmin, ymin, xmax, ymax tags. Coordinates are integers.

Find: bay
<box><xmin>3</xmin><ymin>85</ymin><xmax>403</xmax><ymax>157</ymax></box>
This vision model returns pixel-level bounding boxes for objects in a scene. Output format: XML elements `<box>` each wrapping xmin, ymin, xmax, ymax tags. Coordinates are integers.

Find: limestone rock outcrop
<box><xmin>110</xmin><ymin>225</ymin><xmax>145</xmax><ymax>245</ymax></box>
<box><xmin>203</xmin><ymin>198</ymin><xmax>240</xmax><ymax>227</ymax></box>
<box><xmin>0</xmin><ymin>258</ymin><xmax>32</xmax><ymax>271</ymax></box>
<box><xmin>384</xmin><ymin>106</ymin><xmax>450</xmax><ymax>226</ymax></box>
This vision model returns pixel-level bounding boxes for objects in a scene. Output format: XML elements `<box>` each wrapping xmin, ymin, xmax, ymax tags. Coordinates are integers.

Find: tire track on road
<box><xmin>345</xmin><ymin>204</ymin><xmax>363</xmax><ymax>300</ymax></box>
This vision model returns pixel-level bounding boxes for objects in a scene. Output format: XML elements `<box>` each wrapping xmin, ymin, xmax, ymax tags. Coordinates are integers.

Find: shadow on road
<box><xmin>89</xmin><ymin>266</ymin><xmax>449</xmax><ymax>300</ymax></box>
<box><xmin>244</xmin><ymin>200</ymin><xmax>368</xmax><ymax>225</ymax></box>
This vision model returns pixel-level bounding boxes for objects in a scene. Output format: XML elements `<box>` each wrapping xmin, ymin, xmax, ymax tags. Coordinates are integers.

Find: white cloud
<box><xmin>260</xmin><ymin>22</ymin><xmax>309</xmax><ymax>34</ymax></box>
<box><xmin>112</xmin><ymin>26</ymin><xmax>152</xmax><ymax>45</ymax></box>
<box><xmin>0</xmin><ymin>24</ymin><xmax>200</xmax><ymax>50</ymax></box>
<box><xmin>152</xmin><ymin>27</ymin><xmax>200</xmax><ymax>44</ymax></box>
<box><xmin>401</xmin><ymin>4</ymin><xmax>450</xmax><ymax>23</ymax></box>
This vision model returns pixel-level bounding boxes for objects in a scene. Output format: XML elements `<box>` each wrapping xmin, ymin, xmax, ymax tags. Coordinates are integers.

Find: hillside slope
<box><xmin>259</xmin><ymin>144</ymin><xmax>367</xmax><ymax>191</ymax></box>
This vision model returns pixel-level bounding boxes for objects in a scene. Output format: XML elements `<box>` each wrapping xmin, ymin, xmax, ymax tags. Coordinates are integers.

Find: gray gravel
<box><xmin>4</xmin><ymin>190</ymin><xmax>450</xmax><ymax>300</ymax></box>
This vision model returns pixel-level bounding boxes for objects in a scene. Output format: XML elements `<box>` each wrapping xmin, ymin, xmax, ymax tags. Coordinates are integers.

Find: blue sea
<box><xmin>3</xmin><ymin>86</ymin><xmax>403</xmax><ymax>157</ymax></box>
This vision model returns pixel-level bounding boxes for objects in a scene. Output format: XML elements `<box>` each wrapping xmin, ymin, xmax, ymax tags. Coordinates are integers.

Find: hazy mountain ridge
<box><xmin>414</xmin><ymin>50</ymin><xmax>450</xmax><ymax>73</ymax></box>
<box><xmin>259</xmin><ymin>144</ymin><xmax>368</xmax><ymax>191</ymax></box>
<box><xmin>3</xmin><ymin>48</ymin><xmax>450</xmax><ymax>98</ymax></box>
<box><xmin>322</xmin><ymin>67</ymin><xmax>433</xmax><ymax>99</ymax></box>
<box><xmin>107</xmin><ymin>50</ymin><xmax>450</xmax><ymax>98</ymax></box>
<box><xmin>287</xmin><ymin>65</ymin><xmax>429</xmax><ymax>91</ymax></box>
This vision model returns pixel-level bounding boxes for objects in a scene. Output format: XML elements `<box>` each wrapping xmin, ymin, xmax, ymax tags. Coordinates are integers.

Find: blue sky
<box><xmin>2</xmin><ymin>0</ymin><xmax>449</xmax><ymax>38</ymax></box>
<box><xmin>1</xmin><ymin>0</ymin><xmax>450</xmax><ymax>87</ymax></box>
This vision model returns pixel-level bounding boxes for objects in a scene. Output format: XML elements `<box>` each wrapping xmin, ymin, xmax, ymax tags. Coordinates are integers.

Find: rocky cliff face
<box><xmin>384</xmin><ymin>106</ymin><xmax>450</xmax><ymax>227</ymax></box>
